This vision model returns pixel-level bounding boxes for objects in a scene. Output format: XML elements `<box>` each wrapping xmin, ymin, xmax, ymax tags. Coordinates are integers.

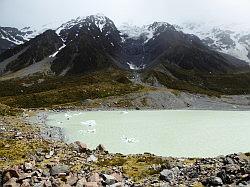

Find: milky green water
<box><xmin>46</xmin><ymin>110</ymin><xmax>250</xmax><ymax>157</ymax></box>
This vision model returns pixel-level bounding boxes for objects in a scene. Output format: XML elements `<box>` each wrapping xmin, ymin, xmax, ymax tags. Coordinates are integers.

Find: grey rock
<box><xmin>109</xmin><ymin>182</ymin><xmax>123</xmax><ymax>187</ymax></box>
<box><xmin>207</xmin><ymin>176</ymin><xmax>223</xmax><ymax>186</ymax></box>
<box><xmin>224</xmin><ymin>157</ymin><xmax>235</xmax><ymax>164</ymax></box>
<box><xmin>217</xmin><ymin>170</ymin><xmax>230</xmax><ymax>184</ymax></box>
<box><xmin>83</xmin><ymin>182</ymin><xmax>98</xmax><ymax>187</ymax></box>
<box><xmin>75</xmin><ymin>141</ymin><xmax>88</xmax><ymax>153</ymax></box>
<box><xmin>87</xmin><ymin>155</ymin><xmax>97</xmax><ymax>162</ymax></box>
<box><xmin>50</xmin><ymin>165</ymin><xmax>70</xmax><ymax>176</ymax></box>
<box><xmin>18</xmin><ymin>173</ymin><xmax>32</xmax><ymax>181</ymax></box>
<box><xmin>20</xmin><ymin>179</ymin><xmax>31</xmax><ymax>187</ymax></box>
<box><xmin>75</xmin><ymin>177</ymin><xmax>87</xmax><ymax>187</ymax></box>
<box><xmin>101</xmin><ymin>174</ymin><xmax>117</xmax><ymax>185</ymax></box>
<box><xmin>24</xmin><ymin>163</ymin><xmax>33</xmax><ymax>172</ymax></box>
<box><xmin>225</xmin><ymin>164</ymin><xmax>241</xmax><ymax>174</ymax></box>
<box><xmin>96</xmin><ymin>144</ymin><xmax>106</xmax><ymax>152</ymax></box>
<box><xmin>3</xmin><ymin>178</ymin><xmax>20</xmax><ymax>187</ymax></box>
<box><xmin>43</xmin><ymin>180</ymin><xmax>52</xmax><ymax>187</ymax></box>
<box><xmin>4</xmin><ymin>169</ymin><xmax>20</xmax><ymax>179</ymax></box>
<box><xmin>88</xmin><ymin>173</ymin><xmax>101</xmax><ymax>183</ymax></box>
<box><xmin>160</xmin><ymin>169</ymin><xmax>175</xmax><ymax>182</ymax></box>
<box><xmin>66</xmin><ymin>176</ymin><xmax>78</xmax><ymax>186</ymax></box>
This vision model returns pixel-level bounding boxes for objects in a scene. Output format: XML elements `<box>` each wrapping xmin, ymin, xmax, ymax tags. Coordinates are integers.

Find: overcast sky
<box><xmin>1</xmin><ymin>0</ymin><xmax>250</xmax><ymax>29</ymax></box>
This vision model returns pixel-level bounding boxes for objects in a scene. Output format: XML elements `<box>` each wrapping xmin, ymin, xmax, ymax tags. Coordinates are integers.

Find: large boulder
<box><xmin>3</xmin><ymin>169</ymin><xmax>20</xmax><ymax>183</ymax></box>
<box><xmin>159</xmin><ymin>169</ymin><xmax>175</xmax><ymax>182</ymax></box>
<box><xmin>74</xmin><ymin>141</ymin><xmax>88</xmax><ymax>153</ymax></box>
<box><xmin>95</xmin><ymin>144</ymin><xmax>106</xmax><ymax>153</ymax></box>
<box><xmin>3</xmin><ymin>178</ymin><xmax>20</xmax><ymax>187</ymax></box>
<box><xmin>88</xmin><ymin>173</ymin><xmax>102</xmax><ymax>183</ymax></box>
<box><xmin>23</xmin><ymin>163</ymin><xmax>33</xmax><ymax>172</ymax></box>
<box><xmin>50</xmin><ymin>165</ymin><xmax>70</xmax><ymax>176</ymax></box>
<box><xmin>206</xmin><ymin>176</ymin><xmax>223</xmax><ymax>186</ymax></box>
<box><xmin>100</xmin><ymin>174</ymin><xmax>117</xmax><ymax>185</ymax></box>
<box><xmin>75</xmin><ymin>177</ymin><xmax>87</xmax><ymax>187</ymax></box>
<box><xmin>87</xmin><ymin>155</ymin><xmax>98</xmax><ymax>162</ymax></box>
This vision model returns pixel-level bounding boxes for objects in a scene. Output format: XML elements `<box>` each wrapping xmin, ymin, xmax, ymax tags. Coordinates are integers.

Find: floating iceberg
<box><xmin>81</xmin><ymin>120</ymin><xmax>96</xmax><ymax>127</ymax></box>
<box><xmin>121</xmin><ymin>111</ymin><xmax>129</xmax><ymax>115</ymax></box>
<box><xmin>56</xmin><ymin>121</ymin><xmax>63</xmax><ymax>125</ymax></box>
<box><xmin>73</xmin><ymin>112</ymin><xmax>84</xmax><ymax>116</ymax></box>
<box><xmin>79</xmin><ymin>129</ymin><xmax>96</xmax><ymax>134</ymax></box>
<box><xmin>121</xmin><ymin>135</ymin><xmax>138</xmax><ymax>144</ymax></box>
<box><xmin>64</xmin><ymin>113</ymin><xmax>72</xmax><ymax>119</ymax></box>
<box><xmin>87</xmin><ymin>129</ymin><xmax>96</xmax><ymax>134</ymax></box>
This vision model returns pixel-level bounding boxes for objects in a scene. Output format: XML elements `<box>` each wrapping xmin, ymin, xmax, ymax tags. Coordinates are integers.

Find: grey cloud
<box><xmin>0</xmin><ymin>0</ymin><xmax>250</xmax><ymax>28</ymax></box>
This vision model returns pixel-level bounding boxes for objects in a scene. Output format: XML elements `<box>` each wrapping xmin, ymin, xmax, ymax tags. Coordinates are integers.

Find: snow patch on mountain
<box><xmin>127</xmin><ymin>62</ymin><xmax>146</xmax><ymax>70</ymax></box>
<box><xmin>49</xmin><ymin>44</ymin><xmax>66</xmax><ymax>58</ymax></box>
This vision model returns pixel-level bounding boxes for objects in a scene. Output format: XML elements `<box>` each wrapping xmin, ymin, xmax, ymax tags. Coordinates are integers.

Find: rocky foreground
<box><xmin>0</xmin><ymin>116</ymin><xmax>250</xmax><ymax>187</ymax></box>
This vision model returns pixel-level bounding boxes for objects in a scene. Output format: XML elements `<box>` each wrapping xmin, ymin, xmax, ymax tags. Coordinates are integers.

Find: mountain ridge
<box><xmin>0</xmin><ymin>14</ymin><xmax>249</xmax><ymax>82</ymax></box>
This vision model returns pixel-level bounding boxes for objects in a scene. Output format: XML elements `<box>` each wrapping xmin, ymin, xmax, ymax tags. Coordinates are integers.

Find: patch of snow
<box><xmin>49</xmin><ymin>44</ymin><xmax>66</xmax><ymax>58</ymax></box>
<box><xmin>127</xmin><ymin>62</ymin><xmax>146</xmax><ymax>70</ymax></box>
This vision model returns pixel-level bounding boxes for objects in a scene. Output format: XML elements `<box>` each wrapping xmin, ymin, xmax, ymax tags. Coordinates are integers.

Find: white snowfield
<box><xmin>177</xmin><ymin>22</ymin><xmax>250</xmax><ymax>63</ymax></box>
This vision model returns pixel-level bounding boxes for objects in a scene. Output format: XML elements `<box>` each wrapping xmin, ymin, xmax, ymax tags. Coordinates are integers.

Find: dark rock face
<box><xmin>0</xmin><ymin>38</ymin><xmax>16</xmax><ymax>54</ymax></box>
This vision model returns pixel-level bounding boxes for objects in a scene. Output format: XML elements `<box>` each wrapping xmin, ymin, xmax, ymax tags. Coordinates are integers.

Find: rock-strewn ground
<box><xmin>0</xmin><ymin>115</ymin><xmax>249</xmax><ymax>187</ymax></box>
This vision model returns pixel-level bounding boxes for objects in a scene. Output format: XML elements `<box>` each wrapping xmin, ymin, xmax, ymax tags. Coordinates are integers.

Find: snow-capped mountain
<box><xmin>119</xmin><ymin>22</ymin><xmax>175</xmax><ymax>44</ymax></box>
<box><xmin>0</xmin><ymin>21</ymin><xmax>65</xmax><ymax>54</ymax></box>
<box><xmin>120</xmin><ymin>22</ymin><xmax>250</xmax><ymax>63</ymax></box>
<box><xmin>176</xmin><ymin>22</ymin><xmax>250</xmax><ymax>63</ymax></box>
<box><xmin>2</xmin><ymin>15</ymin><xmax>250</xmax><ymax>63</ymax></box>
<box><xmin>0</xmin><ymin>14</ymin><xmax>249</xmax><ymax>80</ymax></box>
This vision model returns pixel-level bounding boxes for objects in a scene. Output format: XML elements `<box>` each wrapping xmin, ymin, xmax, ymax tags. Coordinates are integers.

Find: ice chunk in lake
<box><xmin>81</xmin><ymin>120</ymin><xmax>96</xmax><ymax>127</ymax></box>
<box><xmin>57</xmin><ymin>121</ymin><xmax>63</xmax><ymax>125</ymax></box>
<box><xmin>121</xmin><ymin>111</ymin><xmax>129</xmax><ymax>115</ymax></box>
<box><xmin>73</xmin><ymin>112</ymin><xmax>84</xmax><ymax>116</ymax></box>
<box><xmin>64</xmin><ymin>113</ymin><xmax>72</xmax><ymax>119</ymax></box>
<box><xmin>79</xmin><ymin>128</ymin><xmax>96</xmax><ymax>134</ymax></box>
<box><xmin>121</xmin><ymin>135</ymin><xmax>138</xmax><ymax>144</ymax></box>
<box><xmin>87</xmin><ymin>129</ymin><xmax>96</xmax><ymax>134</ymax></box>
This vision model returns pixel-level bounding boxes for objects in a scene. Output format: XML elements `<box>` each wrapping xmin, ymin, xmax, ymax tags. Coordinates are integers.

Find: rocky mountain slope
<box><xmin>1</xmin><ymin>15</ymin><xmax>249</xmax><ymax>78</ymax></box>
<box><xmin>0</xmin><ymin>22</ymin><xmax>63</xmax><ymax>54</ymax></box>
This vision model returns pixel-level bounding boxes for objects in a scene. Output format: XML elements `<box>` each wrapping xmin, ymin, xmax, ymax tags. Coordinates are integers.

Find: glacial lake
<box><xmin>45</xmin><ymin>110</ymin><xmax>250</xmax><ymax>158</ymax></box>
